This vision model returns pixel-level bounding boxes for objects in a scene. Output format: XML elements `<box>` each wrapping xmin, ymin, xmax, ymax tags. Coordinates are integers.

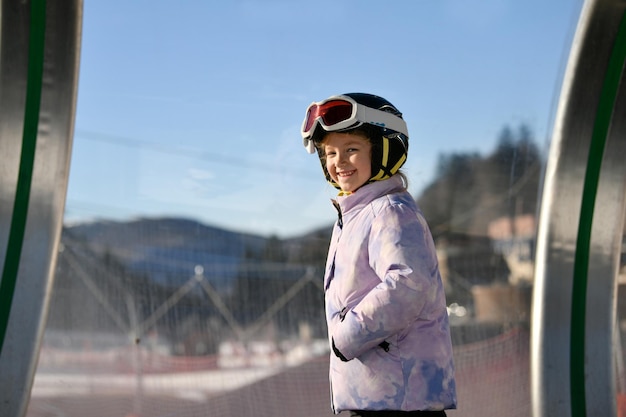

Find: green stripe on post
<box><xmin>0</xmin><ymin>0</ymin><xmax>47</xmax><ymax>354</ymax></box>
<box><xmin>571</xmin><ymin>11</ymin><xmax>626</xmax><ymax>417</ymax></box>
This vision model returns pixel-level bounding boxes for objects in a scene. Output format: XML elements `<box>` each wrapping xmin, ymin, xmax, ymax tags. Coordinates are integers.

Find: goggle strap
<box><xmin>356</xmin><ymin>105</ymin><xmax>409</xmax><ymax>137</ymax></box>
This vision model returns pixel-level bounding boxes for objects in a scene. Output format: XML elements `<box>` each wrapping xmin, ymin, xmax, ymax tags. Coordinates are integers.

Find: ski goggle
<box><xmin>301</xmin><ymin>95</ymin><xmax>409</xmax><ymax>154</ymax></box>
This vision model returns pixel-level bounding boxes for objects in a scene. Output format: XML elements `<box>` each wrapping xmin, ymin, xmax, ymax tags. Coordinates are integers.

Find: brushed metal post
<box><xmin>0</xmin><ymin>1</ymin><xmax>82</xmax><ymax>416</ymax></box>
<box><xmin>531</xmin><ymin>0</ymin><xmax>626</xmax><ymax>416</ymax></box>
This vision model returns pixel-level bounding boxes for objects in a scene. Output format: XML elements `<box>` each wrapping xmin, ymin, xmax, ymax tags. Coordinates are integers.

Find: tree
<box><xmin>419</xmin><ymin>152</ymin><xmax>483</xmax><ymax>236</ymax></box>
<box><xmin>417</xmin><ymin>123</ymin><xmax>542</xmax><ymax>238</ymax></box>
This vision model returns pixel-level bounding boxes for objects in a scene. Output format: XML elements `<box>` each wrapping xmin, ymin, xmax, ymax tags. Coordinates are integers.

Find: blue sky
<box><xmin>65</xmin><ymin>0</ymin><xmax>583</xmax><ymax>237</ymax></box>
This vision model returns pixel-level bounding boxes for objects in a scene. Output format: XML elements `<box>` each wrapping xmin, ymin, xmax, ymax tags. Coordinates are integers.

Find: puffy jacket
<box><xmin>324</xmin><ymin>175</ymin><xmax>457</xmax><ymax>413</ymax></box>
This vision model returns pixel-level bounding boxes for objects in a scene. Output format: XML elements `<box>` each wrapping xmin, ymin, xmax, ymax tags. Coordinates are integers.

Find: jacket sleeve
<box><xmin>332</xmin><ymin>202</ymin><xmax>442</xmax><ymax>360</ymax></box>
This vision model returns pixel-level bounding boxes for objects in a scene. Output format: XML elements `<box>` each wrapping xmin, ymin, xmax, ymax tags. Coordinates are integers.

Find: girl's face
<box><xmin>322</xmin><ymin>132</ymin><xmax>372</xmax><ymax>193</ymax></box>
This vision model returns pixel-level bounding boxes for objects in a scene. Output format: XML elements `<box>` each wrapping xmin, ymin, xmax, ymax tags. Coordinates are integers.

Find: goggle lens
<box><xmin>303</xmin><ymin>100</ymin><xmax>354</xmax><ymax>133</ymax></box>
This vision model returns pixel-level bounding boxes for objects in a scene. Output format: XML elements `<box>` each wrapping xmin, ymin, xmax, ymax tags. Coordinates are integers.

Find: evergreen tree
<box><xmin>417</xmin><ymin>123</ymin><xmax>542</xmax><ymax>238</ymax></box>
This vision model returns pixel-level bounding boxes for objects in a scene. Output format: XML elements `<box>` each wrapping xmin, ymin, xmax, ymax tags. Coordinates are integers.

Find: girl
<box><xmin>301</xmin><ymin>93</ymin><xmax>457</xmax><ymax>416</ymax></box>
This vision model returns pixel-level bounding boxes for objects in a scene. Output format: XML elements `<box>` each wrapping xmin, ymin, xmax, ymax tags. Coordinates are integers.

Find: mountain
<box><xmin>48</xmin><ymin>217</ymin><xmax>331</xmax><ymax>348</ymax></box>
<box><xmin>63</xmin><ymin>217</ymin><xmax>271</xmax><ymax>289</ymax></box>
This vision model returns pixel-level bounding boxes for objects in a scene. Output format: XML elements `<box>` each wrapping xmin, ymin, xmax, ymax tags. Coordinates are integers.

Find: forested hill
<box><xmin>416</xmin><ymin>123</ymin><xmax>542</xmax><ymax>238</ymax></box>
<box><xmin>58</xmin><ymin>123</ymin><xmax>543</xmax><ymax>289</ymax></box>
<box><xmin>49</xmin><ymin>124</ymin><xmax>541</xmax><ymax>340</ymax></box>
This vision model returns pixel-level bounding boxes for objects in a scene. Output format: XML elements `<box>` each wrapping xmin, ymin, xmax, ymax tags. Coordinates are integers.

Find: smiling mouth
<box><xmin>337</xmin><ymin>170</ymin><xmax>356</xmax><ymax>177</ymax></box>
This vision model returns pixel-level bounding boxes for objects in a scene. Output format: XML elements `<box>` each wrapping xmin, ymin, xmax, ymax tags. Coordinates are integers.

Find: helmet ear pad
<box><xmin>370</xmin><ymin>132</ymin><xmax>409</xmax><ymax>182</ymax></box>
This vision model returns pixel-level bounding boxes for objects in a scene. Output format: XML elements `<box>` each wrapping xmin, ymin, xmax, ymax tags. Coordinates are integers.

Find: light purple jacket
<box><xmin>324</xmin><ymin>175</ymin><xmax>457</xmax><ymax>413</ymax></box>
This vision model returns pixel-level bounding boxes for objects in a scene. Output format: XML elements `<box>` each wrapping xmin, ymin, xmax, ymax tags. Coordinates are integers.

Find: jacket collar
<box><xmin>333</xmin><ymin>175</ymin><xmax>405</xmax><ymax>215</ymax></box>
